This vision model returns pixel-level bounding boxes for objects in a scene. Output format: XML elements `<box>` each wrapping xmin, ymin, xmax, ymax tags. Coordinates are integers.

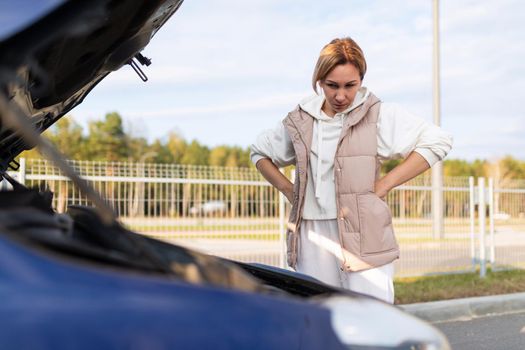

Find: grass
<box><xmin>394</xmin><ymin>268</ymin><xmax>525</xmax><ymax>305</ymax></box>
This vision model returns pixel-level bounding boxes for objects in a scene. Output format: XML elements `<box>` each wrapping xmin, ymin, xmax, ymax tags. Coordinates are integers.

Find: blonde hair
<box><xmin>312</xmin><ymin>37</ymin><xmax>367</xmax><ymax>93</ymax></box>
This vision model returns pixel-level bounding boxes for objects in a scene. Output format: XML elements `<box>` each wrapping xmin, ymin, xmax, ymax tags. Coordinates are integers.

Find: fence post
<box><xmin>278</xmin><ymin>168</ymin><xmax>286</xmax><ymax>269</ymax></box>
<box><xmin>18</xmin><ymin>157</ymin><xmax>26</xmax><ymax>185</ymax></box>
<box><xmin>488</xmin><ymin>177</ymin><xmax>495</xmax><ymax>266</ymax></box>
<box><xmin>478</xmin><ymin>177</ymin><xmax>486</xmax><ymax>278</ymax></box>
<box><xmin>469</xmin><ymin>176</ymin><xmax>476</xmax><ymax>270</ymax></box>
<box><xmin>432</xmin><ymin>161</ymin><xmax>444</xmax><ymax>239</ymax></box>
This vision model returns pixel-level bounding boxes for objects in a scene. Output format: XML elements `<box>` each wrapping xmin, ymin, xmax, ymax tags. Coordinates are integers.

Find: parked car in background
<box><xmin>189</xmin><ymin>200</ymin><xmax>227</xmax><ymax>215</ymax></box>
<box><xmin>494</xmin><ymin>212</ymin><xmax>511</xmax><ymax>221</ymax></box>
<box><xmin>0</xmin><ymin>1</ymin><xmax>450</xmax><ymax>349</ymax></box>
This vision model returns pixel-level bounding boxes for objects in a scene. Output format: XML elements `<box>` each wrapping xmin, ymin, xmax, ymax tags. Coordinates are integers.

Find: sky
<box><xmin>8</xmin><ymin>0</ymin><xmax>525</xmax><ymax>161</ymax></box>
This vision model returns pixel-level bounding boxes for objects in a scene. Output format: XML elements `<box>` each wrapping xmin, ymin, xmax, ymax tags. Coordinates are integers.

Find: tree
<box><xmin>225</xmin><ymin>149</ymin><xmax>239</xmax><ymax>167</ymax></box>
<box><xmin>181</xmin><ymin>140</ymin><xmax>209</xmax><ymax>165</ymax></box>
<box><xmin>497</xmin><ymin>156</ymin><xmax>525</xmax><ymax>179</ymax></box>
<box><xmin>166</xmin><ymin>131</ymin><xmax>187</xmax><ymax>164</ymax></box>
<box><xmin>46</xmin><ymin>117</ymin><xmax>86</xmax><ymax>159</ymax></box>
<box><xmin>208</xmin><ymin>145</ymin><xmax>252</xmax><ymax>168</ymax></box>
<box><xmin>127</xmin><ymin>137</ymin><xmax>150</xmax><ymax>162</ymax></box>
<box><xmin>227</xmin><ymin>146</ymin><xmax>252</xmax><ymax>168</ymax></box>
<box><xmin>443</xmin><ymin>159</ymin><xmax>475</xmax><ymax>177</ymax></box>
<box><xmin>484</xmin><ymin>156</ymin><xmax>525</xmax><ymax>214</ymax></box>
<box><xmin>19</xmin><ymin>116</ymin><xmax>85</xmax><ymax>160</ymax></box>
<box><xmin>149</xmin><ymin>139</ymin><xmax>174</xmax><ymax>164</ymax></box>
<box><xmin>470</xmin><ymin>159</ymin><xmax>488</xmax><ymax>178</ymax></box>
<box><xmin>209</xmin><ymin>146</ymin><xmax>229</xmax><ymax>166</ymax></box>
<box><xmin>85</xmin><ymin>112</ymin><xmax>129</xmax><ymax>161</ymax></box>
<box><xmin>238</xmin><ymin>147</ymin><xmax>253</xmax><ymax>168</ymax></box>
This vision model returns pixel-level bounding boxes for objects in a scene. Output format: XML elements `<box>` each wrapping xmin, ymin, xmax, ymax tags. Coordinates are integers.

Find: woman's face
<box><xmin>319</xmin><ymin>63</ymin><xmax>362</xmax><ymax>117</ymax></box>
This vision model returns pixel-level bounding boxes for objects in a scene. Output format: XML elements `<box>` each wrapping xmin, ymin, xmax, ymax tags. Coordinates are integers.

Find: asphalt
<box><xmin>400</xmin><ymin>292</ymin><xmax>525</xmax><ymax>323</ymax></box>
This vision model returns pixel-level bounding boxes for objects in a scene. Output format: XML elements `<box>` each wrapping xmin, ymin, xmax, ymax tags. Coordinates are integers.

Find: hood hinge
<box><xmin>127</xmin><ymin>53</ymin><xmax>152</xmax><ymax>82</ymax></box>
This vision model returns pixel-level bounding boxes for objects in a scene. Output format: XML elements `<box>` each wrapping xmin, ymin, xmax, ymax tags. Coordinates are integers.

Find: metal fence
<box><xmin>391</xmin><ymin>176</ymin><xmax>474</xmax><ymax>277</ymax></box>
<box><xmin>491</xmin><ymin>178</ymin><xmax>525</xmax><ymax>271</ymax></box>
<box><xmin>7</xmin><ymin>158</ymin><xmax>525</xmax><ymax>277</ymax></box>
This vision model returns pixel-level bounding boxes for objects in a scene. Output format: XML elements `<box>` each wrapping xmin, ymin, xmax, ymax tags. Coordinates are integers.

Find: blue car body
<box><xmin>0</xmin><ymin>232</ymin><xmax>345</xmax><ymax>349</ymax></box>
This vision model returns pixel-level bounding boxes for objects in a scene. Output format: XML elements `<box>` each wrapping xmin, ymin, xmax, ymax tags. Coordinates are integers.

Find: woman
<box><xmin>250</xmin><ymin>37</ymin><xmax>452</xmax><ymax>303</ymax></box>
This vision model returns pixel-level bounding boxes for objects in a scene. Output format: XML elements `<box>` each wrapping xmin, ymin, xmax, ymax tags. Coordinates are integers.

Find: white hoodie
<box><xmin>250</xmin><ymin>87</ymin><xmax>453</xmax><ymax>220</ymax></box>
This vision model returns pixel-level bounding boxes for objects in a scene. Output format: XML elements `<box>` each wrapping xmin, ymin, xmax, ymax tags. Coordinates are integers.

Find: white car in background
<box><xmin>189</xmin><ymin>200</ymin><xmax>227</xmax><ymax>215</ymax></box>
<box><xmin>494</xmin><ymin>212</ymin><xmax>511</xmax><ymax>221</ymax></box>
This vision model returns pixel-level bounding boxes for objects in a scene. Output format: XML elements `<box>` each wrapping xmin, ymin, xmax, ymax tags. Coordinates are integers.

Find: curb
<box><xmin>400</xmin><ymin>292</ymin><xmax>525</xmax><ymax>323</ymax></box>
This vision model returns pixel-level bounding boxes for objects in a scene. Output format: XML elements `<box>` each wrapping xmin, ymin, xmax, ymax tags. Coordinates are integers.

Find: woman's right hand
<box><xmin>283</xmin><ymin>187</ymin><xmax>294</xmax><ymax>204</ymax></box>
<box><xmin>256</xmin><ymin>158</ymin><xmax>295</xmax><ymax>204</ymax></box>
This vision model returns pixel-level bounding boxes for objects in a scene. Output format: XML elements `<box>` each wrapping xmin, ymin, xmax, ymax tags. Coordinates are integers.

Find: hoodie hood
<box><xmin>298</xmin><ymin>87</ymin><xmax>369</xmax><ymax>200</ymax></box>
<box><xmin>299</xmin><ymin>86</ymin><xmax>370</xmax><ymax>121</ymax></box>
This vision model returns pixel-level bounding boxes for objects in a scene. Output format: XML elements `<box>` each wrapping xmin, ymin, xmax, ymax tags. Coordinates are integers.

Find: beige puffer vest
<box><xmin>283</xmin><ymin>93</ymin><xmax>399</xmax><ymax>272</ymax></box>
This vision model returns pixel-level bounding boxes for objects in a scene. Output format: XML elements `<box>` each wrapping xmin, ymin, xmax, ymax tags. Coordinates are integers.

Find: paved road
<box><xmin>158</xmin><ymin>237</ymin><xmax>476</xmax><ymax>274</ymax></box>
<box><xmin>155</xmin><ymin>233</ymin><xmax>525</xmax><ymax>275</ymax></box>
<box><xmin>436</xmin><ymin>311</ymin><xmax>525</xmax><ymax>350</ymax></box>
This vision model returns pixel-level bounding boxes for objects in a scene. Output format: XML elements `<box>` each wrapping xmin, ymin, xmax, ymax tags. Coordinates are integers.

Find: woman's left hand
<box><xmin>374</xmin><ymin>152</ymin><xmax>431</xmax><ymax>200</ymax></box>
<box><xmin>374</xmin><ymin>178</ymin><xmax>390</xmax><ymax>199</ymax></box>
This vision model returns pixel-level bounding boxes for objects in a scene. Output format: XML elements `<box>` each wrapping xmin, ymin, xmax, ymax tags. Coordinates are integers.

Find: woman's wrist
<box><xmin>375</xmin><ymin>177</ymin><xmax>394</xmax><ymax>198</ymax></box>
<box><xmin>280</xmin><ymin>182</ymin><xmax>294</xmax><ymax>202</ymax></box>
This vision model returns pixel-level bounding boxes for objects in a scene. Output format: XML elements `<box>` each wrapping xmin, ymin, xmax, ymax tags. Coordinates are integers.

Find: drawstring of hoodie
<box><xmin>315</xmin><ymin>119</ymin><xmax>323</xmax><ymax>199</ymax></box>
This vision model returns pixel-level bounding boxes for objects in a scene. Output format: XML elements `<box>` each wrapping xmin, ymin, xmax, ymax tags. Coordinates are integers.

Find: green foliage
<box><xmin>22</xmin><ymin>117</ymin><xmax>86</xmax><ymax>160</ymax></box>
<box><xmin>18</xmin><ymin>112</ymin><xmax>525</xmax><ymax>175</ymax></box>
<box><xmin>381</xmin><ymin>159</ymin><xmax>402</xmax><ymax>175</ymax></box>
<box><xmin>47</xmin><ymin>118</ymin><xmax>85</xmax><ymax>159</ymax></box>
<box><xmin>85</xmin><ymin>112</ymin><xmax>130</xmax><ymax>161</ymax></box>
<box><xmin>209</xmin><ymin>146</ymin><xmax>229</xmax><ymax>166</ymax></box>
<box><xmin>149</xmin><ymin>139</ymin><xmax>174</xmax><ymax>164</ymax></box>
<box><xmin>180</xmin><ymin>140</ymin><xmax>209</xmax><ymax>165</ymax></box>
<box><xmin>443</xmin><ymin>159</ymin><xmax>473</xmax><ymax>177</ymax></box>
<box><xmin>208</xmin><ymin>145</ymin><xmax>252</xmax><ymax>168</ymax></box>
<box><xmin>127</xmin><ymin>137</ymin><xmax>149</xmax><ymax>162</ymax></box>
<box><xmin>166</xmin><ymin>131</ymin><xmax>187</xmax><ymax>164</ymax></box>
<box><xmin>499</xmin><ymin>155</ymin><xmax>525</xmax><ymax>179</ymax></box>
<box><xmin>471</xmin><ymin>159</ymin><xmax>489</xmax><ymax>178</ymax></box>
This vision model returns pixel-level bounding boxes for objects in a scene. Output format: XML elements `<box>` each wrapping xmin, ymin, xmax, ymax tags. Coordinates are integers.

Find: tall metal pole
<box><xmin>432</xmin><ymin>0</ymin><xmax>444</xmax><ymax>239</ymax></box>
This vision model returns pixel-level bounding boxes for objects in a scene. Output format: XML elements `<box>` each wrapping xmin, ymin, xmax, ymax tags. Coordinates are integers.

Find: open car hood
<box><xmin>0</xmin><ymin>0</ymin><xmax>183</xmax><ymax>172</ymax></box>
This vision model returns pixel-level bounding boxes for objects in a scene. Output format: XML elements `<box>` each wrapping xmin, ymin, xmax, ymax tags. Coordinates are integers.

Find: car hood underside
<box><xmin>0</xmin><ymin>0</ymin><xmax>183</xmax><ymax>172</ymax></box>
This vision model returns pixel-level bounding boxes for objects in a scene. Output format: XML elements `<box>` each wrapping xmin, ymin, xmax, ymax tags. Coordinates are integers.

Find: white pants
<box><xmin>296</xmin><ymin>219</ymin><xmax>395</xmax><ymax>304</ymax></box>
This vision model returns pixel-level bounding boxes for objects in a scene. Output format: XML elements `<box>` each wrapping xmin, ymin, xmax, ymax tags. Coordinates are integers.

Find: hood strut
<box><xmin>0</xmin><ymin>92</ymin><xmax>116</xmax><ymax>225</ymax></box>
